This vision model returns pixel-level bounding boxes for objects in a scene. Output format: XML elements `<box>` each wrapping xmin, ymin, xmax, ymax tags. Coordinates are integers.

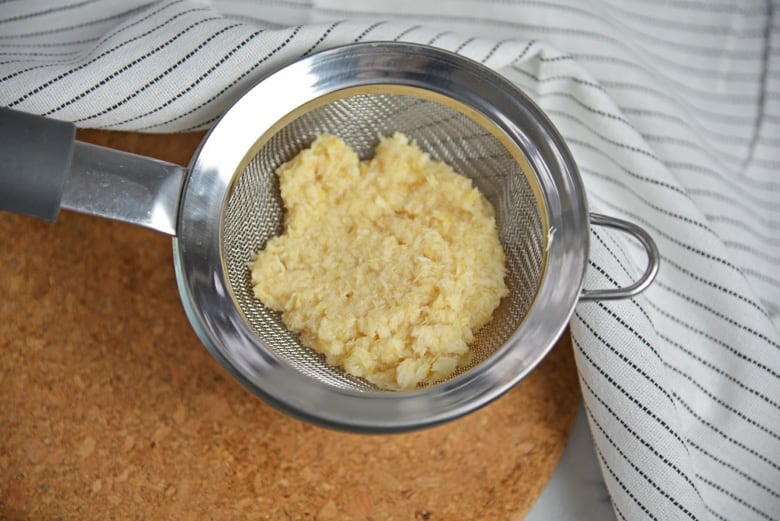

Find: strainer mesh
<box><xmin>222</xmin><ymin>93</ymin><xmax>545</xmax><ymax>392</ymax></box>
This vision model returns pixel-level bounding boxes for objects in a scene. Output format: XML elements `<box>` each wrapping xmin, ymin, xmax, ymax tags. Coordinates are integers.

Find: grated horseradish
<box><xmin>251</xmin><ymin>133</ymin><xmax>507</xmax><ymax>390</ymax></box>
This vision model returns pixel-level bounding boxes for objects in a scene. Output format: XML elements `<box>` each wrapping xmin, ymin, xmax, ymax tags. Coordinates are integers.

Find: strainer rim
<box><xmin>173</xmin><ymin>41</ymin><xmax>589</xmax><ymax>432</ymax></box>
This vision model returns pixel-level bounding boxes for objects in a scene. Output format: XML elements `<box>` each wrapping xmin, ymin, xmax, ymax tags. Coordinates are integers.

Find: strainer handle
<box><xmin>0</xmin><ymin>107</ymin><xmax>75</xmax><ymax>221</ymax></box>
<box><xmin>0</xmin><ymin>107</ymin><xmax>185</xmax><ymax>235</ymax></box>
<box><xmin>579</xmin><ymin>213</ymin><xmax>660</xmax><ymax>301</ymax></box>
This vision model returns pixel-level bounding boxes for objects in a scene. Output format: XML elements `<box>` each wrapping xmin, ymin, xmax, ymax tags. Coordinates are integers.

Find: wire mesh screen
<box><xmin>222</xmin><ymin>92</ymin><xmax>546</xmax><ymax>392</ymax></box>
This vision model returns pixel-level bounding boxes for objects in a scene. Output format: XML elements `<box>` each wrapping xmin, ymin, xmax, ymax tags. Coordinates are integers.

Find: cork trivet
<box><xmin>0</xmin><ymin>130</ymin><xmax>581</xmax><ymax>520</ymax></box>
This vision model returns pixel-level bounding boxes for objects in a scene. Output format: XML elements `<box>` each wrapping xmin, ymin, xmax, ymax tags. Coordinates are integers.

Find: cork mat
<box><xmin>0</xmin><ymin>130</ymin><xmax>581</xmax><ymax>521</ymax></box>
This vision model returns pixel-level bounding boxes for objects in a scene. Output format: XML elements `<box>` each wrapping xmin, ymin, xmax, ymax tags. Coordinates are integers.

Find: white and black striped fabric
<box><xmin>2</xmin><ymin>1</ymin><xmax>778</xmax><ymax>519</ymax></box>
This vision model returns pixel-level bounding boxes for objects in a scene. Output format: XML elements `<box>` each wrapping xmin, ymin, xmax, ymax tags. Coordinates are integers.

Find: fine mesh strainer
<box><xmin>0</xmin><ymin>42</ymin><xmax>658</xmax><ymax>432</ymax></box>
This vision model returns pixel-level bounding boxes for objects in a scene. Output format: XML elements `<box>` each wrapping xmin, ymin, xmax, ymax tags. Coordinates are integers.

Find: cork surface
<box><xmin>0</xmin><ymin>130</ymin><xmax>581</xmax><ymax>521</ymax></box>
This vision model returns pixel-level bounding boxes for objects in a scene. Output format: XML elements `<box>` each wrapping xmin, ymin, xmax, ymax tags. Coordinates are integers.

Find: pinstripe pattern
<box><xmin>1</xmin><ymin>1</ymin><xmax>778</xmax><ymax>519</ymax></box>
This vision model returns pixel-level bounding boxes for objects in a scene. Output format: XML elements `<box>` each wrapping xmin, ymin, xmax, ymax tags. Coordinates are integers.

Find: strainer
<box><xmin>0</xmin><ymin>42</ymin><xmax>658</xmax><ymax>432</ymax></box>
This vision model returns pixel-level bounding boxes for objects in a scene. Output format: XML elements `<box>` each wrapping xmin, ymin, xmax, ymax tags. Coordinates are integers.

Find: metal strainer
<box><xmin>0</xmin><ymin>42</ymin><xmax>658</xmax><ymax>432</ymax></box>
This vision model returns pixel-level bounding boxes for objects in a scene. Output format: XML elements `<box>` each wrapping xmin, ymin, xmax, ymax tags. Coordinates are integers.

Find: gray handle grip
<box><xmin>0</xmin><ymin>107</ymin><xmax>76</xmax><ymax>221</ymax></box>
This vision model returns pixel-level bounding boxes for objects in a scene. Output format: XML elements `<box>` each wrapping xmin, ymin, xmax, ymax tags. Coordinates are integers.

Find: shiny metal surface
<box><xmin>173</xmin><ymin>42</ymin><xmax>593</xmax><ymax>432</ymax></box>
<box><xmin>61</xmin><ymin>142</ymin><xmax>185</xmax><ymax>236</ymax></box>
<box><xmin>580</xmin><ymin>213</ymin><xmax>661</xmax><ymax>301</ymax></box>
<box><xmin>1</xmin><ymin>42</ymin><xmax>657</xmax><ymax>432</ymax></box>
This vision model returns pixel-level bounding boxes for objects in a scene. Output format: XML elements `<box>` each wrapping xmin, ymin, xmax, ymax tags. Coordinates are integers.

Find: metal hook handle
<box><xmin>579</xmin><ymin>212</ymin><xmax>660</xmax><ymax>301</ymax></box>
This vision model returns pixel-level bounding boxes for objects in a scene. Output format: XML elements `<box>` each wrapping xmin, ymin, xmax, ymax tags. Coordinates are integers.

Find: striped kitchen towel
<box><xmin>1</xmin><ymin>1</ymin><xmax>778</xmax><ymax>519</ymax></box>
